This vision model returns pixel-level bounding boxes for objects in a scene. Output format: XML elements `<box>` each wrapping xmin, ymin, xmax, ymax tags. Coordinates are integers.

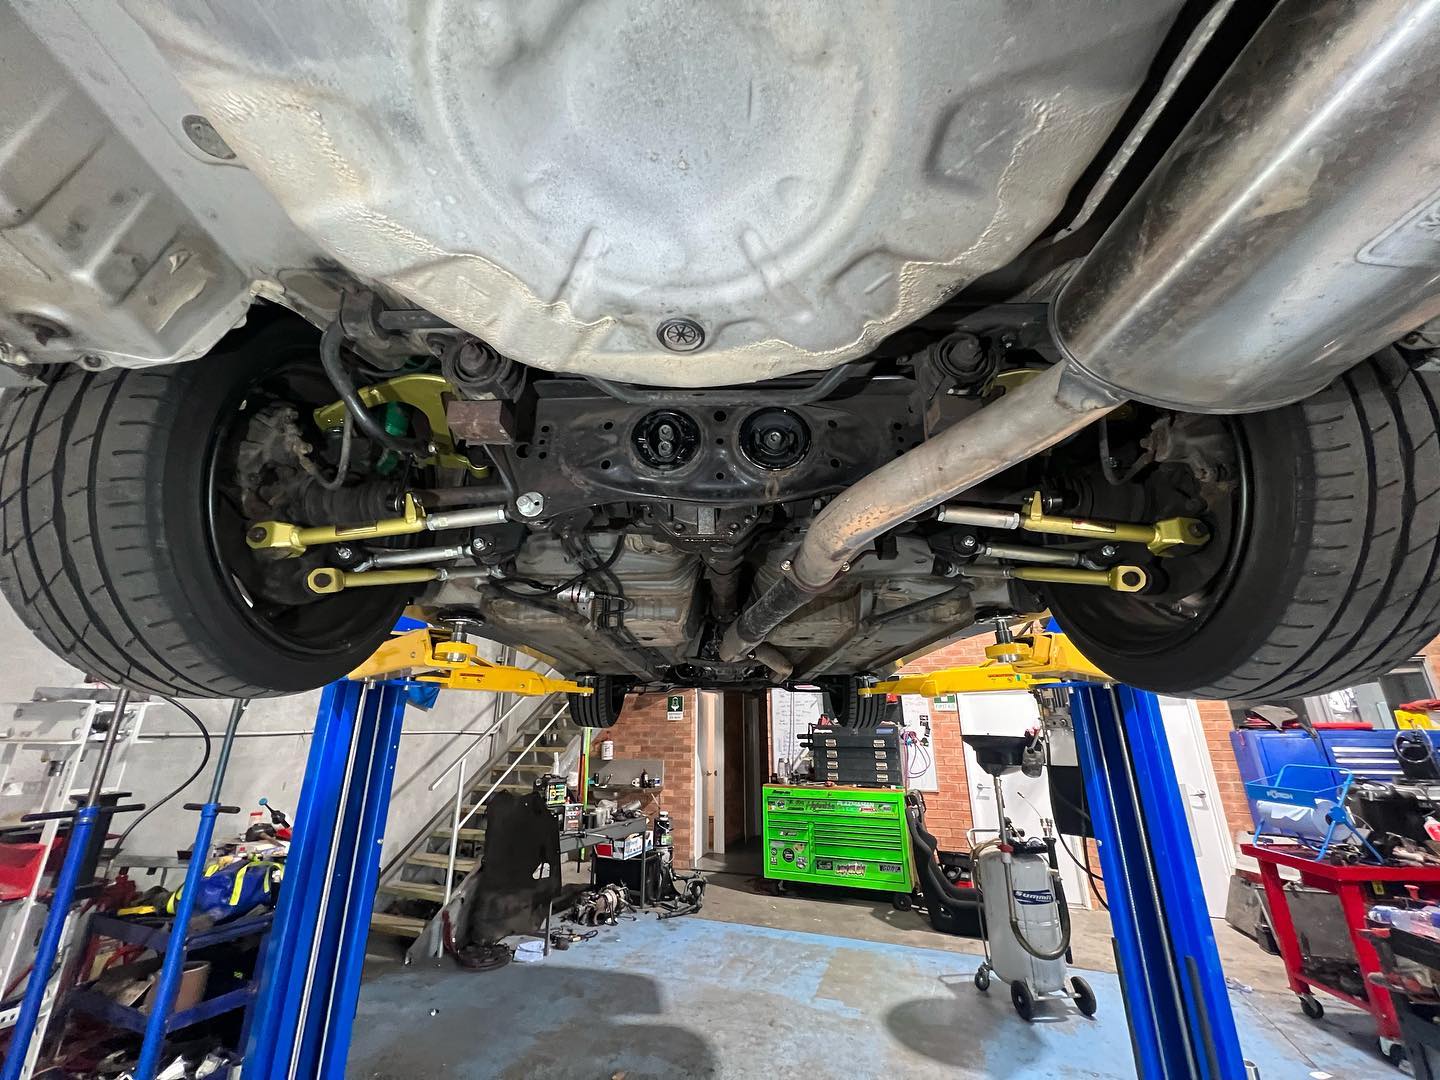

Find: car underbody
<box><xmin>2</xmin><ymin>1</ymin><xmax>1440</xmax><ymax>710</ymax></box>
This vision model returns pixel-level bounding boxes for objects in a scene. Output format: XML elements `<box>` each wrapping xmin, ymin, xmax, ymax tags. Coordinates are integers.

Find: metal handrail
<box><xmin>426</xmin><ymin>693</ymin><xmax>551</xmax><ymax>792</ymax></box>
<box><xmin>442</xmin><ymin>701</ymin><xmax>572</xmax><ymax>902</ymax></box>
<box><xmin>425</xmin><ymin>654</ymin><xmax>554</xmax><ymax>792</ymax></box>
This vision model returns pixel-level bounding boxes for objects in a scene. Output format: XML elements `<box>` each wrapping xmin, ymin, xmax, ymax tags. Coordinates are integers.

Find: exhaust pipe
<box><xmin>720</xmin><ymin>365</ymin><xmax>1118</xmax><ymax>660</ymax></box>
<box><xmin>723</xmin><ymin>0</ymin><xmax>1440</xmax><ymax>661</ymax></box>
<box><xmin>1055</xmin><ymin>0</ymin><xmax>1440</xmax><ymax>412</ymax></box>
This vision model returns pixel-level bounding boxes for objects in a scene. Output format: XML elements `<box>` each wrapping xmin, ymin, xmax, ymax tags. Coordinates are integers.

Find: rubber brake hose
<box><xmin>319</xmin><ymin>320</ymin><xmax>424</xmax><ymax>457</ymax></box>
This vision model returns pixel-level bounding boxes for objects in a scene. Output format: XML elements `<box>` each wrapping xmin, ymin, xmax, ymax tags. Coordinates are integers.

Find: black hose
<box><xmin>107</xmin><ymin>697</ymin><xmax>212</xmax><ymax>864</ymax></box>
<box><xmin>375</xmin><ymin>309</ymin><xmax>452</xmax><ymax>332</ymax></box>
<box><xmin>319</xmin><ymin>320</ymin><xmax>423</xmax><ymax>456</ymax></box>
<box><xmin>906</xmin><ymin>803</ymin><xmax>981</xmax><ymax>908</ymax></box>
<box><xmin>1003</xmin><ymin>852</ymin><xmax>1073</xmax><ymax>961</ymax></box>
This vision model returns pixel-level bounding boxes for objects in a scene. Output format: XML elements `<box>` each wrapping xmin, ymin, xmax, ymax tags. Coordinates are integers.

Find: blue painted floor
<box><xmin>348</xmin><ymin>917</ymin><xmax>1390</xmax><ymax>1078</ymax></box>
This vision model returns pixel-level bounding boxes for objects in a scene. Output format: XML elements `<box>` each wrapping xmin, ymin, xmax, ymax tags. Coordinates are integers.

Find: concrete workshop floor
<box><xmin>351</xmin><ymin>870</ymin><xmax>1390</xmax><ymax>1079</ymax></box>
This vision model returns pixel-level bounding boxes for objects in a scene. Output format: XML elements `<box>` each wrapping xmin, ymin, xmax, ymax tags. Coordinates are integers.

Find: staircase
<box><xmin>369</xmin><ymin>693</ymin><xmax>579</xmax><ymax>941</ymax></box>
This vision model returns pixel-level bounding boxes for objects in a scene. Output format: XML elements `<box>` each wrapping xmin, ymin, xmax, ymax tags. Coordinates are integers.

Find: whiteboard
<box><xmin>769</xmin><ymin>689</ymin><xmax>823</xmax><ymax>781</ymax></box>
<box><xmin>899</xmin><ymin>695</ymin><xmax>939</xmax><ymax>791</ymax></box>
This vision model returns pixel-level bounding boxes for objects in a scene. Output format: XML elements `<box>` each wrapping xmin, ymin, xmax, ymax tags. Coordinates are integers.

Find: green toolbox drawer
<box><xmin>762</xmin><ymin>784</ymin><xmax>914</xmax><ymax>893</ymax></box>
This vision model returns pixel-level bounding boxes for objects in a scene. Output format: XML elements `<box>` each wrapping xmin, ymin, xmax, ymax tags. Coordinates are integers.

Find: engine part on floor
<box><xmin>761</xmin><ymin>785</ymin><xmax>914</xmax><ymax>901</ymax></box>
<box><xmin>594</xmin><ymin>848</ymin><xmax>664</xmax><ymax>903</ymax></box>
<box><xmin>656</xmin><ymin>869</ymin><xmax>708</xmax><ymax>921</ymax></box>
<box><xmin>964</xmin><ymin>734</ymin><xmax>1090</xmax><ymax>1021</ymax></box>
<box><xmin>568</xmin><ymin>884</ymin><xmax>632</xmax><ymax>927</ymax></box>
<box><xmin>938</xmin><ymin>491</ymin><xmax>1208</xmax><ymax>556</ymax></box>
<box><xmin>799</xmin><ymin>724</ymin><xmax>907</xmax><ymax>787</ymax></box>
<box><xmin>547</xmin><ymin>927</ymin><xmax>598</xmax><ymax>951</ymax></box>
<box><xmin>454</xmin><ymin>941</ymin><xmax>513</xmax><ymax>972</ymax></box>
<box><xmin>247</xmin><ymin>492</ymin><xmax>507</xmax><ymax>559</ymax></box>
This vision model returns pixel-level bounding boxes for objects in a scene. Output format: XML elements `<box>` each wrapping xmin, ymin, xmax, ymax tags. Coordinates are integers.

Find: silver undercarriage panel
<box><xmin>69</xmin><ymin>0</ymin><xmax>1185</xmax><ymax>386</ymax></box>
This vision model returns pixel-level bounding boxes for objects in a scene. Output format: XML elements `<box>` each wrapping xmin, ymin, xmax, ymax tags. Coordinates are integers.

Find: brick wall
<box><xmin>1195</xmin><ymin>699</ymin><xmax>1248</xmax><ymax>840</ymax></box>
<box><xmin>596</xmin><ymin>690</ymin><xmax>698</xmax><ymax>868</ymax></box>
<box><xmin>893</xmin><ymin>636</ymin><xmax>991</xmax><ymax>849</ymax></box>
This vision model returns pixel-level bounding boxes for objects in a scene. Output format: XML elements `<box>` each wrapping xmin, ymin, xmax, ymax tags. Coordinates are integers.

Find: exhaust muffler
<box><xmin>1055</xmin><ymin>0</ymin><xmax>1440</xmax><ymax>412</ymax></box>
<box><xmin>723</xmin><ymin>0</ymin><xmax>1440</xmax><ymax>661</ymax></box>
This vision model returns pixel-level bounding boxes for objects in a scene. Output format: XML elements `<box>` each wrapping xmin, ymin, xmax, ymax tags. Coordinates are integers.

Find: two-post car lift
<box><xmin>5</xmin><ymin>620</ymin><xmax>1246</xmax><ymax>1078</ymax></box>
<box><xmin>867</xmin><ymin>627</ymin><xmax>1248</xmax><ymax>1079</ymax></box>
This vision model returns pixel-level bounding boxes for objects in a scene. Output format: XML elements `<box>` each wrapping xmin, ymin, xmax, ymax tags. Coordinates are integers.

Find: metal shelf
<box><xmin>87</xmin><ymin>911</ymin><xmax>273</xmax><ymax>954</ymax></box>
<box><xmin>68</xmin><ymin>983</ymin><xmax>259</xmax><ymax>1035</ymax></box>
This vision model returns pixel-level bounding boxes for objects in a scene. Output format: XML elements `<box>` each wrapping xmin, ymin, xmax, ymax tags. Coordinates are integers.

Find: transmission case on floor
<box><xmin>761</xmin><ymin>784</ymin><xmax>914</xmax><ymax>894</ymax></box>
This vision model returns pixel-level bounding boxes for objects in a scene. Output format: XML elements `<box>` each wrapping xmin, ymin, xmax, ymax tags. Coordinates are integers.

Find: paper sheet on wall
<box><xmin>900</xmin><ymin>694</ymin><xmax>939</xmax><ymax>791</ymax></box>
<box><xmin>769</xmin><ymin>689</ymin><xmax>823</xmax><ymax>781</ymax></box>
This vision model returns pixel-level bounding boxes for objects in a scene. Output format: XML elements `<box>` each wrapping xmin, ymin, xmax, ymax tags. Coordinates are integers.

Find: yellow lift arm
<box><xmin>348</xmin><ymin>627</ymin><xmax>592</xmax><ymax>696</ymax></box>
<box><xmin>859</xmin><ymin>629</ymin><xmax>1110</xmax><ymax>697</ymax></box>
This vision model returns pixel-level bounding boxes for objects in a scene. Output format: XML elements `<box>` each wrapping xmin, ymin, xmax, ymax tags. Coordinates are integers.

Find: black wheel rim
<box><xmin>1046</xmin><ymin>418</ymin><xmax>1253</xmax><ymax>660</ymax></box>
<box><xmin>201</xmin><ymin>345</ymin><xmax>404</xmax><ymax>658</ymax></box>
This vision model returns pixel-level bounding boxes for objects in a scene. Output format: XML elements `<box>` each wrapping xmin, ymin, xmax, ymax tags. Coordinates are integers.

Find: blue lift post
<box><xmin>244</xmin><ymin>677</ymin><xmax>409</xmax><ymax>1080</ymax></box>
<box><xmin>1071</xmin><ymin>683</ymin><xmax>1247</xmax><ymax>1080</ymax></box>
<box><xmin>133</xmin><ymin>698</ymin><xmax>250</xmax><ymax>1080</ymax></box>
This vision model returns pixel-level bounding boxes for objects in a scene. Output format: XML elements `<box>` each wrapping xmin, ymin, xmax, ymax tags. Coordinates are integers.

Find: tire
<box><xmin>816</xmin><ymin>674</ymin><xmax>886</xmax><ymax>728</ymax></box>
<box><xmin>1071</xmin><ymin>976</ymin><xmax>1097</xmax><ymax>1018</ymax></box>
<box><xmin>1047</xmin><ymin>350</ymin><xmax>1440</xmax><ymax>699</ymax></box>
<box><xmin>1011</xmin><ymin>980</ymin><xmax>1035</xmax><ymax>1022</ymax></box>
<box><xmin>891</xmin><ymin>892</ymin><xmax>914</xmax><ymax>912</ymax></box>
<box><xmin>0</xmin><ymin>315</ymin><xmax>406</xmax><ymax>697</ymax></box>
<box><xmin>1299</xmin><ymin>993</ymin><xmax>1324</xmax><ymax>1020</ymax></box>
<box><xmin>973</xmin><ymin>966</ymin><xmax>990</xmax><ymax>992</ymax></box>
<box><xmin>569</xmin><ymin>674</ymin><xmax>634</xmax><ymax>728</ymax></box>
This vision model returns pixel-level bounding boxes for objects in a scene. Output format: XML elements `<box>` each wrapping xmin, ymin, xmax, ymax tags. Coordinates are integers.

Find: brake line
<box><xmin>319</xmin><ymin>320</ymin><xmax>423</xmax><ymax>457</ymax></box>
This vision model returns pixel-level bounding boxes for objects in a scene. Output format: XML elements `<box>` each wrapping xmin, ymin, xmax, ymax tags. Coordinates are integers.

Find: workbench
<box><xmin>1242</xmin><ymin>841</ymin><xmax>1440</xmax><ymax>1048</ymax></box>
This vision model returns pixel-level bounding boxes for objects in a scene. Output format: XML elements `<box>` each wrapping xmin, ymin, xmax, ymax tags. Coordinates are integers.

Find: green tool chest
<box><xmin>762</xmin><ymin>784</ymin><xmax>914</xmax><ymax>895</ymax></box>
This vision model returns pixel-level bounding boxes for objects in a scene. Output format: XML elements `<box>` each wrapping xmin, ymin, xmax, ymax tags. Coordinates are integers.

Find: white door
<box><xmin>1158</xmin><ymin>696</ymin><xmax>1234</xmax><ymax>917</ymax></box>
<box><xmin>694</xmin><ymin>692</ymin><xmax>725</xmax><ymax>862</ymax></box>
<box><xmin>958</xmin><ymin>692</ymin><xmax>1091</xmax><ymax>909</ymax></box>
